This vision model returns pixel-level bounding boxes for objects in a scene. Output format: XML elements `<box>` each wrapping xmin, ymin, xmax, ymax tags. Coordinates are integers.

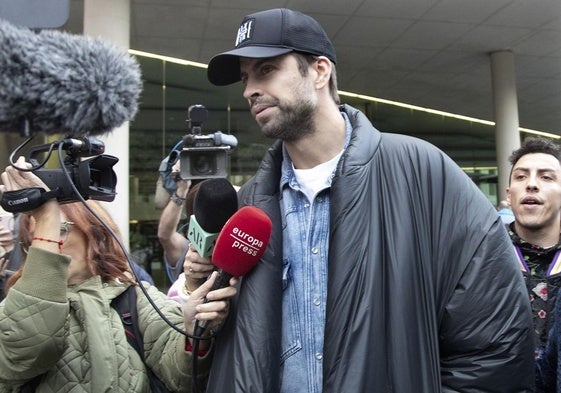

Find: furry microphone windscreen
<box><xmin>0</xmin><ymin>18</ymin><xmax>142</xmax><ymax>136</ymax></box>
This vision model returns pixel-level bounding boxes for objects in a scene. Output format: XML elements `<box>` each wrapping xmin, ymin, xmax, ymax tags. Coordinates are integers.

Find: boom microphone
<box><xmin>195</xmin><ymin>206</ymin><xmax>272</xmax><ymax>336</ymax></box>
<box><xmin>187</xmin><ymin>178</ymin><xmax>238</xmax><ymax>257</ymax></box>
<box><xmin>0</xmin><ymin>18</ymin><xmax>142</xmax><ymax>136</ymax></box>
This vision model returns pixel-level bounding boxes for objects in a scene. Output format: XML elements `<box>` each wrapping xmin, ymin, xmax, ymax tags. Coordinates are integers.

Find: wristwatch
<box><xmin>170</xmin><ymin>192</ymin><xmax>186</xmax><ymax>206</ymax></box>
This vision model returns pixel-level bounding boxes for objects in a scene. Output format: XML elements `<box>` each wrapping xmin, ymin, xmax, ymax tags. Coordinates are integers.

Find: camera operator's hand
<box><xmin>1</xmin><ymin>156</ymin><xmax>61</xmax><ymax>252</ymax></box>
<box><xmin>171</xmin><ymin>161</ymin><xmax>191</xmax><ymax>199</ymax></box>
<box><xmin>0</xmin><ymin>156</ymin><xmax>50</xmax><ymax>194</ymax></box>
<box><xmin>184</xmin><ymin>244</ymin><xmax>216</xmax><ymax>292</ymax></box>
<box><xmin>1</xmin><ymin>157</ymin><xmax>59</xmax><ymax>221</ymax></box>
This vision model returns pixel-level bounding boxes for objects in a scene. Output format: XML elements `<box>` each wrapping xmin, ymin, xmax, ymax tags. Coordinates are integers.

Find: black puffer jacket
<box><xmin>206</xmin><ymin>105</ymin><xmax>534</xmax><ymax>393</ymax></box>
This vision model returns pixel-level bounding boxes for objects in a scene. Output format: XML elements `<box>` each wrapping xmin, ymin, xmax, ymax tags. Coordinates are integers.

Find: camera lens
<box><xmin>191</xmin><ymin>153</ymin><xmax>215</xmax><ymax>176</ymax></box>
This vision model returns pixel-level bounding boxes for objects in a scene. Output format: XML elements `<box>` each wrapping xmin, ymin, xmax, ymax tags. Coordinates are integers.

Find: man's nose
<box><xmin>243</xmin><ymin>78</ymin><xmax>261</xmax><ymax>100</ymax></box>
<box><xmin>526</xmin><ymin>174</ymin><xmax>539</xmax><ymax>191</ymax></box>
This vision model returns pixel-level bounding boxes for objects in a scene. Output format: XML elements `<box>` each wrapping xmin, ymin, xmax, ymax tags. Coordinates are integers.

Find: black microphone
<box><xmin>0</xmin><ymin>18</ymin><xmax>142</xmax><ymax>136</ymax></box>
<box><xmin>186</xmin><ymin>178</ymin><xmax>238</xmax><ymax>257</ymax></box>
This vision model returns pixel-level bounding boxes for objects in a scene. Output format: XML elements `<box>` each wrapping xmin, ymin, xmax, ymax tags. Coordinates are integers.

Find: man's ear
<box><xmin>313</xmin><ymin>56</ymin><xmax>332</xmax><ymax>88</ymax></box>
<box><xmin>506</xmin><ymin>188</ymin><xmax>511</xmax><ymax>205</ymax></box>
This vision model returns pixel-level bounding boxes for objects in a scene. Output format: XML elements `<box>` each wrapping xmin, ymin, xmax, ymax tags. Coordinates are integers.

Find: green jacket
<box><xmin>0</xmin><ymin>247</ymin><xmax>210</xmax><ymax>392</ymax></box>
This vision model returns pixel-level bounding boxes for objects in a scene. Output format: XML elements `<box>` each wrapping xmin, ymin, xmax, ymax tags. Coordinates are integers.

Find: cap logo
<box><xmin>235</xmin><ymin>19</ymin><xmax>254</xmax><ymax>47</ymax></box>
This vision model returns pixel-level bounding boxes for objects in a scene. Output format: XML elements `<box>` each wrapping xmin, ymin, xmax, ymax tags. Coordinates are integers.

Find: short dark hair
<box><xmin>509</xmin><ymin>137</ymin><xmax>561</xmax><ymax>167</ymax></box>
<box><xmin>508</xmin><ymin>137</ymin><xmax>561</xmax><ymax>183</ymax></box>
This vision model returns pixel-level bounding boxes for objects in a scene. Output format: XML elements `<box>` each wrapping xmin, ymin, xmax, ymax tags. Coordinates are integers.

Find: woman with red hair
<box><xmin>0</xmin><ymin>157</ymin><xmax>237</xmax><ymax>392</ymax></box>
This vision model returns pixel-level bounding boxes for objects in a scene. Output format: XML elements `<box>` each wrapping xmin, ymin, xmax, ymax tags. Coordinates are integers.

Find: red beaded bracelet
<box><xmin>32</xmin><ymin>236</ymin><xmax>63</xmax><ymax>252</ymax></box>
<box><xmin>185</xmin><ymin>341</ymin><xmax>208</xmax><ymax>356</ymax></box>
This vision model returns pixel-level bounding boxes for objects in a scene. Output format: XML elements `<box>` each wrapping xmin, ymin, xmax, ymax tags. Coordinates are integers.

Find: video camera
<box><xmin>0</xmin><ymin>135</ymin><xmax>118</xmax><ymax>213</ymax></box>
<box><xmin>179</xmin><ymin>105</ymin><xmax>238</xmax><ymax>180</ymax></box>
<box><xmin>0</xmin><ymin>18</ymin><xmax>141</xmax><ymax>214</ymax></box>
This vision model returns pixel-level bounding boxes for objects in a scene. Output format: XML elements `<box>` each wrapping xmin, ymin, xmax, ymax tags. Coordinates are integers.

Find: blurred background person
<box><xmin>497</xmin><ymin>199</ymin><xmax>515</xmax><ymax>224</ymax></box>
<box><xmin>157</xmin><ymin>157</ymin><xmax>216</xmax><ymax>295</ymax></box>
<box><xmin>157</xmin><ymin>159</ymin><xmax>194</xmax><ymax>282</ymax></box>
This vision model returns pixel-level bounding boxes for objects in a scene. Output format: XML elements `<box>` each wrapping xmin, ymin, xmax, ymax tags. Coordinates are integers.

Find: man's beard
<box><xmin>258</xmin><ymin>97</ymin><xmax>316</xmax><ymax>142</ymax></box>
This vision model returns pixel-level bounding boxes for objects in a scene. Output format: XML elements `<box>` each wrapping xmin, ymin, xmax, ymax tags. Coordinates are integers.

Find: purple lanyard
<box><xmin>514</xmin><ymin>245</ymin><xmax>561</xmax><ymax>277</ymax></box>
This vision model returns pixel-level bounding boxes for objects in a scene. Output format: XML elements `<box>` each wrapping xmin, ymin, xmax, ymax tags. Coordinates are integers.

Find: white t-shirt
<box><xmin>293</xmin><ymin>150</ymin><xmax>343</xmax><ymax>202</ymax></box>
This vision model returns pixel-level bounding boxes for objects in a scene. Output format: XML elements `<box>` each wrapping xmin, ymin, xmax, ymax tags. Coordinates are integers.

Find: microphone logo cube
<box><xmin>187</xmin><ymin>215</ymin><xmax>218</xmax><ymax>257</ymax></box>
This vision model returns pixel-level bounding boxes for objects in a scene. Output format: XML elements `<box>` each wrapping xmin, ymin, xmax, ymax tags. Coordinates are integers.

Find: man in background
<box><xmin>506</xmin><ymin>137</ymin><xmax>561</xmax><ymax>360</ymax></box>
<box><xmin>156</xmin><ymin>158</ymin><xmax>193</xmax><ymax>282</ymax></box>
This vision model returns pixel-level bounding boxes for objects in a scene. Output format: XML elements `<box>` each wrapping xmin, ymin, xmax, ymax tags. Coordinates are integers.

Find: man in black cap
<box><xmin>199</xmin><ymin>8</ymin><xmax>534</xmax><ymax>392</ymax></box>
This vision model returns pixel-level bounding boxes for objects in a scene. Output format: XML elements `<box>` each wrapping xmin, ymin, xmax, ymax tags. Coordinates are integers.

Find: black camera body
<box><xmin>0</xmin><ymin>137</ymin><xmax>118</xmax><ymax>213</ymax></box>
<box><xmin>179</xmin><ymin>105</ymin><xmax>237</xmax><ymax>180</ymax></box>
<box><xmin>30</xmin><ymin>137</ymin><xmax>118</xmax><ymax>203</ymax></box>
<box><xmin>33</xmin><ymin>154</ymin><xmax>118</xmax><ymax>203</ymax></box>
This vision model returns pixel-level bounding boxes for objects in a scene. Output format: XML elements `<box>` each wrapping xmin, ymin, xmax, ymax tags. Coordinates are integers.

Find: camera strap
<box><xmin>0</xmin><ymin>187</ymin><xmax>61</xmax><ymax>213</ymax></box>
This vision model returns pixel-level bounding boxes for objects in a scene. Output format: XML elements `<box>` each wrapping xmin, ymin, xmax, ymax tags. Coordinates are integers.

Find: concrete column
<box><xmin>490</xmin><ymin>50</ymin><xmax>520</xmax><ymax>202</ymax></box>
<box><xmin>83</xmin><ymin>0</ymin><xmax>131</xmax><ymax>245</ymax></box>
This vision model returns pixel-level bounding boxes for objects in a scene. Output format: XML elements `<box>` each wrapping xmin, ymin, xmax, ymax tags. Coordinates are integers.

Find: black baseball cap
<box><xmin>207</xmin><ymin>8</ymin><xmax>337</xmax><ymax>86</ymax></box>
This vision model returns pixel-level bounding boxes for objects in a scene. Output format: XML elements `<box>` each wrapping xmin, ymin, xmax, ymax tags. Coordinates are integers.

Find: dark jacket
<box><xmin>536</xmin><ymin>294</ymin><xmax>561</xmax><ymax>392</ymax></box>
<box><xmin>206</xmin><ymin>105</ymin><xmax>534</xmax><ymax>392</ymax></box>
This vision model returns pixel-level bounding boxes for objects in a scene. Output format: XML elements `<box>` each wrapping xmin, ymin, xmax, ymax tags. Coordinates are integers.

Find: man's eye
<box><xmin>261</xmin><ymin>65</ymin><xmax>274</xmax><ymax>75</ymax></box>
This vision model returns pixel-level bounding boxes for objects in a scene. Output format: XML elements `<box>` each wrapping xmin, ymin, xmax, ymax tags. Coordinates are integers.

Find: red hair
<box><xmin>6</xmin><ymin>200</ymin><xmax>135</xmax><ymax>293</ymax></box>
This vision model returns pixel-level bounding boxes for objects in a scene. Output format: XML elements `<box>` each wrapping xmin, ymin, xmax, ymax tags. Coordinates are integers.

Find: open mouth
<box><xmin>521</xmin><ymin>197</ymin><xmax>542</xmax><ymax>206</ymax></box>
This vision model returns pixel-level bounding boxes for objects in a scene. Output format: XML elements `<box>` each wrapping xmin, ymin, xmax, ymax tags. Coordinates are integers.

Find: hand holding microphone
<box><xmin>183</xmin><ymin>178</ymin><xmax>237</xmax><ymax>294</ymax></box>
<box><xmin>194</xmin><ymin>205</ymin><xmax>273</xmax><ymax>336</ymax></box>
<box><xmin>183</xmin><ymin>244</ymin><xmax>215</xmax><ymax>288</ymax></box>
<box><xmin>182</xmin><ymin>271</ymin><xmax>239</xmax><ymax>345</ymax></box>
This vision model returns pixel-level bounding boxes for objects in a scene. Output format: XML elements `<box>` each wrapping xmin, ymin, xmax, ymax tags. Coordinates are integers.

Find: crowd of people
<box><xmin>2</xmin><ymin>6</ymin><xmax>561</xmax><ymax>393</ymax></box>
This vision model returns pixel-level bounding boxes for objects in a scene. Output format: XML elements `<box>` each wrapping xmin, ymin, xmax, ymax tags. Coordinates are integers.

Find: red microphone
<box><xmin>213</xmin><ymin>206</ymin><xmax>272</xmax><ymax>277</ymax></box>
<box><xmin>195</xmin><ymin>206</ymin><xmax>272</xmax><ymax>335</ymax></box>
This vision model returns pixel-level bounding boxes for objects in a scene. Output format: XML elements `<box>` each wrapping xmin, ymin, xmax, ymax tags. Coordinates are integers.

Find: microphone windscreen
<box><xmin>193</xmin><ymin>178</ymin><xmax>238</xmax><ymax>233</ymax></box>
<box><xmin>0</xmin><ymin>18</ymin><xmax>142</xmax><ymax>136</ymax></box>
<box><xmin>212</xmin><ymin>206</ymin><xmax>272</xmax><ymax>277</ymax></box>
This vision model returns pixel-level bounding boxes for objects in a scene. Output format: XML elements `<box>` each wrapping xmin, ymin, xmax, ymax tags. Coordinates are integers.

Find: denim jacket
<box><xmin>278</xmin><ymin>114</ymin><xmax>351</xmax><ymax>392</ymax></box>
